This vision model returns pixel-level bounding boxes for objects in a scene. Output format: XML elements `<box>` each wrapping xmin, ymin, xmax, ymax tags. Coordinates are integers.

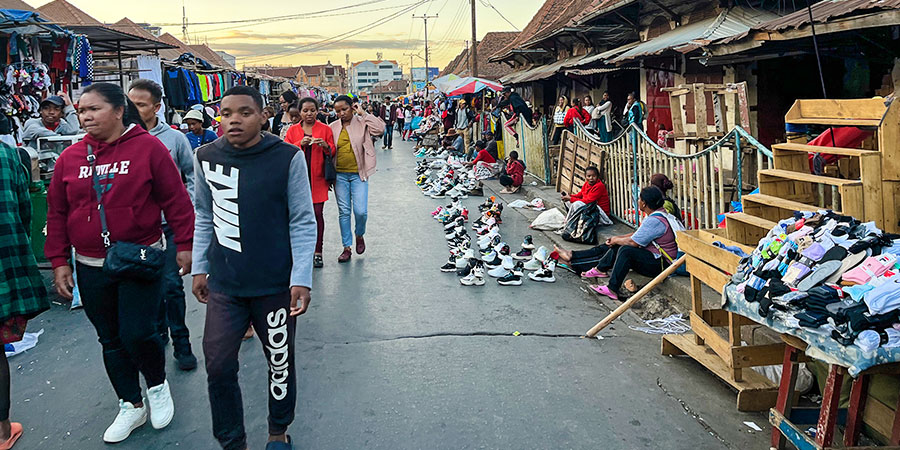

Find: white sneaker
<box><xmin>488</xmin><ymin>265</ymin><xmax>510</xmax><ymax>278</ymax></box>
<box><xmin>103</xmin><ymin>400</ymin><xmax>147</xmax><ymax>443</ymax></box>
<box><xmin>528</xmin><ymin>260</ymin><xmax>557</xmax><ymax>283</ymax></box>
<box><xmin>523</xmin><ymin>258</ymin><xmax>543</xmax><ymax>271</ymax></box>
<box><xmin>147</xmin><ymin>380</ymin><xmax>175</xmax><ymax>429</ymax></box>
<box><xmin>461</xmin><ymin>266</ymin><xmax>486</xmax><ymax>285</ymax></box>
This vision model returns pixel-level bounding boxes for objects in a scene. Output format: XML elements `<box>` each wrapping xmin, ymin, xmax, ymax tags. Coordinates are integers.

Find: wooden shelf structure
<box><xmin>663</xmin><ymin>227</ymin><xmax>782</xmax><ymax>411</ymax></box>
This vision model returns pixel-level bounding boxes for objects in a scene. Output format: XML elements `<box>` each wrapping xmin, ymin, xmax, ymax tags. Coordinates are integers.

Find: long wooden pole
<box><xmin>584</xmin><ymin>255</ymin><xmax>687</xmax><ymax>337</ymax></box>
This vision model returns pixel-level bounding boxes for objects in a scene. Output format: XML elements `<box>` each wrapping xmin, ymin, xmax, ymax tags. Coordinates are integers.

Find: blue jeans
<box><xmin>383</xmin><ymin>124</ymin><xmax>393</xmax><ymax>147</ymax></box>
<box><xmin>158</xmin><ymin>225</ymin><xmax>190</xmax><ymax>351</ymax></box>
<box><xmin>335</xmin><ymin>172</ymin><xmax>368</xmax><ymax>248</ymax></box>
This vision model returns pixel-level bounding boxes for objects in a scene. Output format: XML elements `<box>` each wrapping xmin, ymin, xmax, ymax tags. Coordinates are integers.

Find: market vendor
<box><xmin>21</xmin><ymin>93</ymin><xmax>80</xmax><ymax>149</ymax></box>
<box><xmin>555</xmin><ymin>186</ymin><xmax>684</xmax><ymax>301</ymax></box>
<box><xmin>560</xmin><ymin>166</ymin><xmax>612</xmax><ymax>223</ymax></box>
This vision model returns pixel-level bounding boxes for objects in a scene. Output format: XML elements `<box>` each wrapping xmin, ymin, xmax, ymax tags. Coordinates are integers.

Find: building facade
<box><xmin>298</xmin><ymin>62</ymin><xmax>347</xmax><ymax>92</ymax></box>
<box><xmin>350</xmin><ymin>60</ymin><xmax>403</xmax><ymax>94</ymax></box>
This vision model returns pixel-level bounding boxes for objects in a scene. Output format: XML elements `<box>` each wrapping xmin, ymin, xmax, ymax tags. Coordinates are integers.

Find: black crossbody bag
<box><xmin>87</xmin><ymin>144</ymin><xmax>165</xmax><ymax>280</ymax></box>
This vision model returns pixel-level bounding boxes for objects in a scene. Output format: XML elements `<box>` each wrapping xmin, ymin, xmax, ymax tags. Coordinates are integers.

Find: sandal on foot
<box><xmin>581</xmin><ymin>268</ymin><xmax>609</xmax><ymax>278</ymax></box>
<box><xmin>0</xmin><ymin>422</ymin><xmax>22</xmax><ymax>450</ymax></box>
<box><xmin>590</xmin><ymin>285</ymin><xmax>619</xmax><ymax>300</ymax></box>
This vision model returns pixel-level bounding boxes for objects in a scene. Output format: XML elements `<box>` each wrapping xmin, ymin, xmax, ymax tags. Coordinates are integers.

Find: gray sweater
<box><xmin>192</xmin><ymin>133</ymin><xmax>317</xmax><ymax>294</ymax></box>
<box><xmin>149</xmin><ymin>120</ymin><xmax>195</xmax><ymax>204</ymax></box>
<box><xmin>20</xmin><ymin>105</ymin><xmax>81</xmax><ymax>149</ymax></box>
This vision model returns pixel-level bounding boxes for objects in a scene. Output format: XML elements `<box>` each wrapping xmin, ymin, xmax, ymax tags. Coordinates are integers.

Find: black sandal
<box><xmin>314</xmin><ymin>254</ymin><xmax>324</xmax><ymax>268</ymax></box>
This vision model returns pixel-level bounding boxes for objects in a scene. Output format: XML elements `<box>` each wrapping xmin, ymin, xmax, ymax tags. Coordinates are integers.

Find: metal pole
<box><xmin>470</xmin><ymin>0</ymin><xmax>478</xmax><ymax>77</ymax></box>
<box><xmin>116</xmin><ymin>41</ymin><xmax>124</xmax><ymax>87</ymax></box>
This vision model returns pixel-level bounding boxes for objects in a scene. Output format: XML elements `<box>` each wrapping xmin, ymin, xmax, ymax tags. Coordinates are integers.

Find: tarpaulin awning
<box><xmin>444</xmin><ymin>77</ymin><xmax>503</xmax><ymax>96</ymax></box>
<box><xmin>609</xmin><ymin>6</ymin><xmax>778</xmax><ymax>63</ymax></box>
<box><xmin>0</xmin><ymin>9</ymin><xmax>68</xmax><ymax>35</ymax></box>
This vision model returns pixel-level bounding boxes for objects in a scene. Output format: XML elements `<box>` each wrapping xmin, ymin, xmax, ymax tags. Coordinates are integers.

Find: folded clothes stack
<box><xmin>729</xmin><ymin>210</ymin><xmax>900</xmax><ymax>352</ymax></box>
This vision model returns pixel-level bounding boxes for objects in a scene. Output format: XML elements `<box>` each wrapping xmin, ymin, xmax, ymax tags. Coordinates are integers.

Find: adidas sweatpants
<box><xmin>203</xmin><ymin>290</ymin><xmax>297</xmax><ymax>450</ymax></box>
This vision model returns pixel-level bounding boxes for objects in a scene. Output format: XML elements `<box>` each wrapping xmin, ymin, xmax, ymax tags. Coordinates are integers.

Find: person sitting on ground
<box><xmin>560</xmin><ymin>166</ymin><xmax>611</xmax><ymax>224</ymax></box>
<box><xmin>466</xmin><ymin>140</ymin><xmax>501</xmax><ymax>180</ymax></box>
<box><xmin>650</xmin><ymin>173</ymin><xmax>683</xmax><ymax>226</ymax></box>
<box><xmin>183</xmin><ymin>109</ymin><xmax>218</xmax><ymax>150</ymax></box>
<box><xmin>21</xmin><ymin>93</ymin><xmax>80</xmax><ymax>149</ymax></box>
<box><xmin>555</xmin><ymin>186</ymin><xmax>684</xmax><ymax>301</ymax></box>
<box><xmin>499</xmin><ymin>150</ymin><xmax>525</xmax><ymax>194</ymax></box>
<box><xmin>442</xmin><ymin>128</ymin><xmax>464</xmax><ymax>155</ymax></box>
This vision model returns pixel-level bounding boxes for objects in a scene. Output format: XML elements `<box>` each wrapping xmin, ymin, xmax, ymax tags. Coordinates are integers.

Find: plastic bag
<box><xmin>508</xmin><ymin>199</ymin><xmax>531</xmax><ymax>208</ymax></box>
<box><xmin>530</xmin><ymin>208</ymin><xmax>566</xmax><ymax>231</ymax></box>
<box><xmin>5</xmin><ymin>329</ymin><xmax>43</xmax><ymax>358</ymax></box>
<box><xmin>562</xmin><ymin>203</ymin><xmax>603</xmax><ymax>244</ymax></box>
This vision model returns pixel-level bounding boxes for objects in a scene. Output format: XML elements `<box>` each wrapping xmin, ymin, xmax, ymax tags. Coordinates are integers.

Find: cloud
<box><xmin>214</xmin><ymin>30</ymin><xmax>324</xmax><ymax>41</ymax></box>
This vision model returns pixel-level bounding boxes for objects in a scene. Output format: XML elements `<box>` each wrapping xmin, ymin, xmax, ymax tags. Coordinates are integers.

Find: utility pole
<box><xmin>465</xmin><ymin>40</ymin><xmax>470</xmax><ymax>74</ymax></box>
<box><xmin>403</xmin><ymin>52</ymin><xmax>417</xmax><ymax>94</ymax></box>
<box><xmin>412</xmin><ymin>14</ymin><xmax>438</xmax><ymax>86</ymax></box>
<box><xmin>182</xmin><ymin>1</ymin><xmax>188</xmax><ymax>42</ymax></box>
<box><xmin>470</xmin><ymin>0</ymin><xmax>477</xmax><ymax>77</ymax></box>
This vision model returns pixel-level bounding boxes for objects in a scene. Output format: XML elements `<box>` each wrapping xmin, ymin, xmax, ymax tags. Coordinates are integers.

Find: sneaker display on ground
<box><xmin>497</xmin><ymin>271</ymin><xmax>523</xmax><ymax>286</ymax></box>
<box><xmin>487</xmin><ymin>263</ymin><xmax>510</xmax><ymax>278</ymax></box>
<box><xmin>483</xmin><ymin>254</ymin><xmax>503</xmax><ymax>268</ymax></box>
<box><xmin>103</xmin><ymin>400</ymin><xmax>147</xmax><ymax>443</ymax></box>
<box><xmin>514</xmin><ymin>248</ymin><xmax>533</xmax><ymax>260</ymax></box>
<box><xmin>147</xmin><ymin>380</ymin><xmax>175</xmax><ymax>429</ymax></box>
<box><xmin>460</xmin><ymin>263</ymin><xmax>486</xmax><ymax>286</ymax></box>
<box><xmin>528</xmin><ymin>260</ymin><xmax>557</xmax><ymax>283</ymax></box>
<box><xmin>521</xmin><ymin>235</ymin><xmax>535</xmax><ymax>250</ymax></box>
<box><xmin>440</xmin><ymin>255</ymin><xmax>457</xmax><ymax>272</ymax></box>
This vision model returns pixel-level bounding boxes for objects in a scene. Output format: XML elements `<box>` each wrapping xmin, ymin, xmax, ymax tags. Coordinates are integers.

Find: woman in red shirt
<box><xmin>465</xmin><ymin>140</ymin><xmax>500</xmax><ymax>180</ymax></box>
<box><xmin>563</xmin><ymin>97</ymin><xmax>591</xmax><ymax>131</ymax></box>
<box><xmin>561</xmin><ymin>166</ymin><xmax>612</xmax><ymax>225</ymax></box>
<box><xmin>284</xmin><ymin>97</ymin><xmax>336</xmax><ymax>268</ymax></box>
<box><xmin>499</xmin><ymin>150</ymin><xmax>525</xmax><ymax>193</ymax></box>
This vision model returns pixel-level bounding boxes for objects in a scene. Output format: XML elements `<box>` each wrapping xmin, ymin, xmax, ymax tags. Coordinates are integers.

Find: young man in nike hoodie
<box><xmin>128</xmin><ymin>79</ymin><xmax>198</xmax><ymax>371</ymax></box>
<box><xmin>192</xmin><ymin>85</ymin><xmax>316</xmax><ymax>450</ymax></box>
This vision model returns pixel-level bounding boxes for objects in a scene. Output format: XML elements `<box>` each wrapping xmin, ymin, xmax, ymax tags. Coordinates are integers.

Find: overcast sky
<box><xmin>30</xmin><ymin>0</ymin><xmax>540</xmax><ymax>70</ymax></box>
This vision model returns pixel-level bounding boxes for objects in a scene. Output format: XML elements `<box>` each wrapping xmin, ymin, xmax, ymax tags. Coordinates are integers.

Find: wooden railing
<box><xmin>565</xmin><ymin>121</ymin><xmax>774</xmax><ymax>228</ymax></box>
<box><xmin>481</xmin><ymin>113</ymin><xmax>552</xmax><ymax>184</ymax></box>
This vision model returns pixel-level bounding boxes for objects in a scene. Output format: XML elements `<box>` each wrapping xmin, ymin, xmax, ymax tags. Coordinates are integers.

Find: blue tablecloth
<box><xmin>723</xmin><ymin>284</ymin><xmax>900</xmax><ymax>376</ymax></box>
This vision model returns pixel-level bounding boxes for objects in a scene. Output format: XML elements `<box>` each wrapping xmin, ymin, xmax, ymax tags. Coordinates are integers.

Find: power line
<box><xmin>481</xmin><ymin>0</ymin><xmax>520</xmax><ymax>31</ymax></box>
<box><xmin>240</xmin><ymin>0</ymin><xmax>431</xmax><ymax>64</ymax></box>
<box><xmin>157</xmin><ymin>0</ymin><xmax>391</xmax><ymax>27</ymax></box>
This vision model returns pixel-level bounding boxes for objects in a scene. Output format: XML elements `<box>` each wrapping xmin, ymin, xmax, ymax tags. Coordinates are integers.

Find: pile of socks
<box><xmin>730</xmin><ymin>210</ymin><xmax>900</xmax><ymax>352</ymax></box>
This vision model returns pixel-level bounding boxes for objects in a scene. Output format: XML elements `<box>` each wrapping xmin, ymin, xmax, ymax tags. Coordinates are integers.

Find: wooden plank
<box><xmin>770</xmin><ymin>408</ymin><xmax>820</xmax><ymax>450</ymax></box>
<box><xmin>858</xmin><ymin>154</ymin><xmax>883</xmax><ymax>226</ymax></box>
<box><xmin>686</xmin><ymin>256</ymin><xmax>730</xmax><ymax>294</ymax></box>
<box><xmin>732</xmin><ymin>343</ymin><xmax>788</xmax><ymax>369</ymax></box>
<box><xmin>670</xmin><ymin>93</ymin><xmax>684</xmax><ymax>135</ymax></box>
<box><xmin>691</xmin><ymin>275</ymin><xmax>704</xmax><ymax>346</ymax></box>
<box><xmin>863</xmin><ymin>397</ymin><xmax>895</xmax><ymax>443</ymax></box>
<box><xmin>742</xmin><ymin>193</ymin><xmax>825</xmax><ymax>215</ymax></box>
<box><xmin>677</xmin><ymin>231</ymin><xmax>743</xmax><ymax>273</ymax></box>
<box><xmin>840</xmin><ymin>184</ymin><xmax>865</xmax><ymax>220</ymax></box>
<box><xmin>787</xmin><ymin>117</ymin><xmax>882</xmax><ymax>127</ymax></box>
<box><xmin>693</xmin><ymin>83</ymin><xmax>708</xmax><ymax>139</ymax></box>
<box><xmin>759</xmin><ymin>168</ymin><xmax>865</xmax><ymax>187</ymax></box>
<box><xmin>702</xmin><ymin>309</ymin><xmax>755</xmax><ymax>327</ymax></box>
<box><xmin>792</xmin><ymin>98</ymin><xmax>886</xmax><ymax>122</ymax></box>
<box><xmin>726</xmin><ymin>213</ymin><xmax>777</xmax><ymax>245</ymax></box>
<box><xmin>883</xmin><ymin>181</ymin><xmax>900</xmax><ymax>234</ymax></box>
<box><xmin>690</xmin><ymin>311</ymin><xmax>733</xmax><ymax>365</ymax></box>
<box><xmin>662</xmin><ymin>333</ymin><xmax>779</xmax><ymax>411</ymax></box>
<box><xmin>880</xmin><ymin>100</ymin><xmax>900</xmax><ymax>180</ymax></box>
<box><xmin>772</xmin><ymin>142</ymin><xmax>878</xmax><ymax>158</ymax></box>
<box><xmin>728</xmin><ymin>312</ymin><xmax>743</xmax><ymax>380</ymax></box>
<box><xmin>694</xmin><ymin>229</ymin><xmax>755</xmax><ymax>253</ymax></box>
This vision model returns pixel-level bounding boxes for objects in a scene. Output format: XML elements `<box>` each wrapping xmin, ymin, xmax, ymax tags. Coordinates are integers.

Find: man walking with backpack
<box><xmin>192</xmin><ymin>85</ymin><xmax>317</xmax><ymax>450</ymax></box>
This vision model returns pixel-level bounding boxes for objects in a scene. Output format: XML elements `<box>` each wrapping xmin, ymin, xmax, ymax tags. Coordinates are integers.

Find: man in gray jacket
<box><xmin>20</xmin><ymin>93</ymin><xmax>80</xmax><ymax>149</ymax></box>
<box><xmin>128</xmin><ymin>79</ymin><xmax>198</xmax><ymax>371</ymax></box>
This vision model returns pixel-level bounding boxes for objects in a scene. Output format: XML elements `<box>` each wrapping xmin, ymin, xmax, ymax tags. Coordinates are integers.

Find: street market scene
<box><xmin>2</xmin><ymin>0</ymin><xmax>900</xmax><ymax>448</ymax></box>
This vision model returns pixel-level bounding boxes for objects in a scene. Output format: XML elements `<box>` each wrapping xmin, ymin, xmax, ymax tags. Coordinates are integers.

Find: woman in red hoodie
<box><xmin>561</xmin><ymin>166</ymin><xmax>613</xmax><ymax>225</ymax></box>
<box><xmin>563</xmin><ymin>97</ymin><xmax>591</xmax><ymax>132</ymax></box>
<box><xmin>45</xmin><ymin>83</ymin><xmax>195</xmax><ymax>444</ymax></box>
<box><xmin>284</xmin><ymin>97</ymin><xmax>336</xmax><ymax>269</ymax></box>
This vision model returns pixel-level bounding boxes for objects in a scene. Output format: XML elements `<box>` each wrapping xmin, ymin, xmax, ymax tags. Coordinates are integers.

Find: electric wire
<box><xmin>155</xmin><ymin>0</ymin><xmax>391</xmax><ymax>27</ymax></box>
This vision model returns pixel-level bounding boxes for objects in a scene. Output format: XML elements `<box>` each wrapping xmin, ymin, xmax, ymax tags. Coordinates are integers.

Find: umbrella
<box><xmin>431</xmin><ymin>74</ymin><xmax>461</xmax><ymax>93</ymax></box>
<box><xmin>445</xmin><ymin>77</ymin><xmax>504</xmax><ymax>96</ymax></box>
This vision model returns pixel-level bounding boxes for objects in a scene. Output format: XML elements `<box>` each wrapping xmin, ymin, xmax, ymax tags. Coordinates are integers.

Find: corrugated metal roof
<box><xmin>500</xmin><ymin>54</ymin><xmax>588</xmax><ymax>84</ymax></box>
<box><xmin>610</xmin><ymin>6</ymin><xmax>778</xmax><ymax>62</ymax></box>
<box><xmin>565</xmin><ymin>66</ymin><xmax>639</xmax><ymax>76</ymax></box>
<box><xmin>761</xmin><ymin>0</ymin><xmax>900</xmax><ymax>31</ymax></box>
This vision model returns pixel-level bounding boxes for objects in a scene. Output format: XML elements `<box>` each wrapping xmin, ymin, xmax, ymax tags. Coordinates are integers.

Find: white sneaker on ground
<box><xmin>147</xmin><ymin>380</ymin><xmax>175</xmax><ymax>429</ymax></box>
<box><xmin>103</xmin><ymin>400</ymin><xmax>147</xmax><ymax>443</ymax></box>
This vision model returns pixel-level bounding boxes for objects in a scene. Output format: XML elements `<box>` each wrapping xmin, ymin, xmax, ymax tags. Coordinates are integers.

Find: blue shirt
<box><xmin>186</xmin><ymin>129</ymin><xmax>218</xmax><ymax>150</ymax></box>
<box><xmin>630</xmin><ymin>214</ymin><xmax>667</xmax><ymax>258</ymax></box>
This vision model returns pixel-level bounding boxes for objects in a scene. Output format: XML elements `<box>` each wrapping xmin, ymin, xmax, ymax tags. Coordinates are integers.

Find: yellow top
<box><xmin>335</xmin><ymin>128</ymin><xmax>358</xmax><ymax>173</ymax></box>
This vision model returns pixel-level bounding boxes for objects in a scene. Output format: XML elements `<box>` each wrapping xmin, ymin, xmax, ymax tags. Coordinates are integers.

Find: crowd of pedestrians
<box><xmin>0</xmin><ymin>79</ymin><xmax>388</xmax><ymax>449</ymax></box>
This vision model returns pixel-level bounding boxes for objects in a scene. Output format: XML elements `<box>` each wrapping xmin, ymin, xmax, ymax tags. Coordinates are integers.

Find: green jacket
<box><xmin>0</xmin><ymin>144</ymin><xmax>49</xmax><ymax>323</ymax></box>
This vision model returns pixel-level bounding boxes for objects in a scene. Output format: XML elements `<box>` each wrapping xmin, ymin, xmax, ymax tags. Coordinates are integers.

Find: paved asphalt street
<box><xmin>12</xmin><ymin>133</ymin><xmax>771</xmax><ymax>449</ymax></box>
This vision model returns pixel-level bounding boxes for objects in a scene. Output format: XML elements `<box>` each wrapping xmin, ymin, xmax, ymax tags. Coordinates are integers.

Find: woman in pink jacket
<box><xmin>329</xmin><ymin>95</ymin><xmax>385</xmax><ymax>263</ymax></box>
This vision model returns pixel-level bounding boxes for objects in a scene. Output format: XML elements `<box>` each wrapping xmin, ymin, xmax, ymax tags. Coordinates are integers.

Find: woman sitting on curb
<box><xmin>560</xmin><ymin>166</ymin><xmax>612</xmax><ymax>225</ymax></box>
<box><xmin>555</xmin><ymin>186</ymin><xmax>684</xmax><ymax>300</ymax></box>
